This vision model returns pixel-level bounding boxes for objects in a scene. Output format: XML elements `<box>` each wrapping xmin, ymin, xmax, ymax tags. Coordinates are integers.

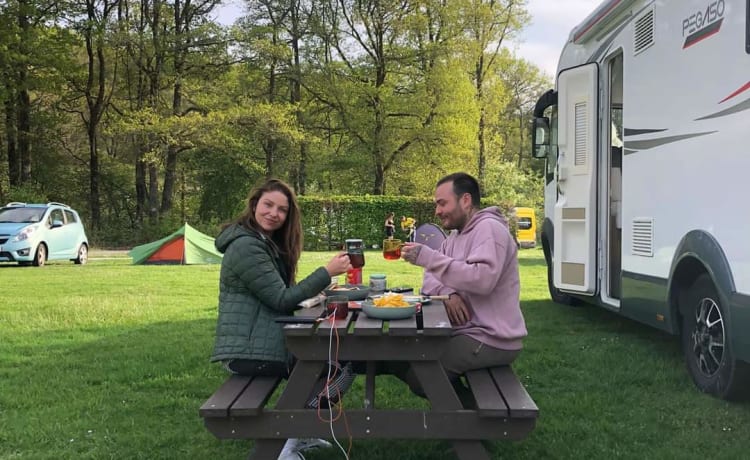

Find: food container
<box><xmin>369</xmin><ymin>274</ymin><xmax>387</xmax><ymax>293</ymax></box>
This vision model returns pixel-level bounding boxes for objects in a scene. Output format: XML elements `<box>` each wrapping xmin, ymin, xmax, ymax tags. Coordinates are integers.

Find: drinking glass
<box><xmin>326</xmin><ymin>295</ymin><xmax>349</xmax><ymax>319</ymax></box>
<box><xmin>382</xmin><ymin>239</ymin><xmax>403</xmax><ymax>260</ymax></box>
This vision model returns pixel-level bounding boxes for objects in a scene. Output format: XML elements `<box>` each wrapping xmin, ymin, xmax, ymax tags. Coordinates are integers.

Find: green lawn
<box><xmin>1</xmin><ymin>249</ymin><xmax>748</xmax><ymax>459</ymax></box>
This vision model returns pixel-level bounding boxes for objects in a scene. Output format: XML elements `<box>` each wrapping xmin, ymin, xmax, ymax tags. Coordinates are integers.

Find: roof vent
<box><xmin>634</xmin><ymin>7</ymin><xmax>655</xmax><ymax>55</ymax></box>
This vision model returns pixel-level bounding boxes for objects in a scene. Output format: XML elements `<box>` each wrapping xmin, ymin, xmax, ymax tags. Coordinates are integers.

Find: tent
<box><xmin>129</xmin><ymin>223</ymin><xmax>223</xmax><ymax>265</ymax></box>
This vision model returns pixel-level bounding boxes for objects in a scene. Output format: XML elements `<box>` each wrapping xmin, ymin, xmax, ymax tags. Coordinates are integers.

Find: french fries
<box><xmin>372</xmin><ymin>293</ymin><xmax>410</xmax><ymax>308</ymax></box>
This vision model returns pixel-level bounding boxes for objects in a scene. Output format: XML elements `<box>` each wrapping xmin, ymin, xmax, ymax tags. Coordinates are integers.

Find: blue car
<box><xmin>0</xmin><ymin>202</ymin><xmax>89</xmax><ymax>266</ymax></box>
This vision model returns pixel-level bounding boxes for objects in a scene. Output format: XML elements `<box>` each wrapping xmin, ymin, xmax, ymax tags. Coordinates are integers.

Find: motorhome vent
<box><xmin>574</xmin><ymin>102</ymin><xmax>587</xmax><ymax>166</ymax></box>
<box><xmin>631</xmin><ymin>218</ymin><xmax>654</xmax><ymax>257</ymax></box>
<box><xmin>634</xmin><ymin>8</ymin><xmax>655</xmax><ymax>55</ymax></box>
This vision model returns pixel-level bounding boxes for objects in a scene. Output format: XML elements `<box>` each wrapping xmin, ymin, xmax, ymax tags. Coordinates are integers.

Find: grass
<box><xmin>1</xmin><ymin>249</ymin><xmax>749</xmax><ymax>459</ymax></box>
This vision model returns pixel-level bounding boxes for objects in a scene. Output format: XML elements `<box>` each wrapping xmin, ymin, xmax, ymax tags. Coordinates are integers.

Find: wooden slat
<box><xmin>283</xmin><ymin>305</ymin><xmax>325</xmax><ymax>336</ymax></box>
<box><xmin>421</xmin><ymin>302</ymin><xmax>453</xmax><ymax>336</ymax></box>
<box><xmin>204</xmin><ymin>409</ymin><xmax>537</xmax><ymax>441</ymax></box>
<box><xmin>230</xmin><ymin>376</ymin><xmax>282</xmax><ymax>416</ymax></box>
<box><xmin>316</xmin><ymin>312</ymin><xmax>352</xmax><ymax>336</ymax></box>
<box><xmin>465</xmin><ymin>369</ymin><xmax>509</xmax><ymax>417</ymax></box>
<box><xmin>199</xmin><ymin>375</ymin><xmax>252</xmax><ymax>418</ymax></box>
<box><xmin>490</xmin><ymin>366</ymin><xmax>539</xmax><ymax>418</ymax></box>
<box><xmin>386</xmin><ymin>315</ymin><xmax>417</xmax><ymax>336</ymax></box>
<box><xmin>352</xmin><ymin>312</ymin><xmax>384</xmax><ymax>335</ymax></box>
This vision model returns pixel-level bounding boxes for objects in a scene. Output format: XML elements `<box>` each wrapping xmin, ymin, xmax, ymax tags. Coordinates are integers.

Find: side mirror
<box><xmin>531</xmin><ymin>117</ymin><xmax>550</xmax><ymax>159</ymax></box>
<box><xmin>51</xmin><ymin>219</ymin><xmax>64</xmax><ymax>228</ymax></box>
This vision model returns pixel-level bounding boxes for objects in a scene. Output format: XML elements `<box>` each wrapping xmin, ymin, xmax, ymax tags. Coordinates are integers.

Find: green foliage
<box><xmin>299</xmin><ymin>195</ymin><xmax>437</xmax><ymax>250</ymax></box>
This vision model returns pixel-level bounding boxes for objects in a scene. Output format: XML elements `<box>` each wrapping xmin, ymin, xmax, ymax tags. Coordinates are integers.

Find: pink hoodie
<box><xmin>418</xmin><ymin>207</ymin><xmax>527</xmax><ymax>350</ymax></box>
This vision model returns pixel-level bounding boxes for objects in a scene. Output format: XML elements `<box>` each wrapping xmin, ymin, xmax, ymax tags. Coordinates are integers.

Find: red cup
<box><xmin>326</xmin><ymin>295</ymin><xmax>349</xmax><ymax>319</ymax></box>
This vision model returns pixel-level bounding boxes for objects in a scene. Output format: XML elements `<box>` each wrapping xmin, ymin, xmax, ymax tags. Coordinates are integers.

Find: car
<box><xmin>0</xmin><ymin>202</ymin><xmax>89</xmax><ymax>267</ymax></box>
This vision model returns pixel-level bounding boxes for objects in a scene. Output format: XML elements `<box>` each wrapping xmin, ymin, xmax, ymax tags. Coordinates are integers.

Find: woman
<box><xmin>210</xmin><ymin>178</ymin><xmax>351</xmax><ymax>459</ymax></box>
<box><xmin>384</xmin><ymin>212</ymin><xmax>396</xmax><ymax>239</ymax></box>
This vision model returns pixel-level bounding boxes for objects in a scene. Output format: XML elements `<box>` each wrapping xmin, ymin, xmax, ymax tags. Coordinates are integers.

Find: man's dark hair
<box><xmin>437</xmin><ymin>172</ymin><xmax>480</xmax><ymax>207</ymax></box>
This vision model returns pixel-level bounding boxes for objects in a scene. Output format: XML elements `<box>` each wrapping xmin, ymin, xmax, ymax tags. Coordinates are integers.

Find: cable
<box><xmin>327</xmin><ymin>311</ymin><xmax>349</xmax><ymax>459</ymax></box>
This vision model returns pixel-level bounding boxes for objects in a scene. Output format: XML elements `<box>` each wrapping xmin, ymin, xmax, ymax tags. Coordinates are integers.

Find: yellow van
<box><xmin>514</xmin><ymin>207</ymin><xmax>537</xmax><ymax>248</ymax></box>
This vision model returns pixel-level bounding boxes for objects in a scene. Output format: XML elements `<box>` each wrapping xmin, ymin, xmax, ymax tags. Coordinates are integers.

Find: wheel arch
<box><xmin>668</xmin><ymin>230</ymin><xmax>735</xmax><ymax>334</ymax></box>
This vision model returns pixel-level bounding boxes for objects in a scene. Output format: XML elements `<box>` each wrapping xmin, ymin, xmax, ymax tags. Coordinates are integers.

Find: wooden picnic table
<box><xmin>202</xmin><ymin>300</ymin><xmax>538</xmax><ymax>460</ymax></box>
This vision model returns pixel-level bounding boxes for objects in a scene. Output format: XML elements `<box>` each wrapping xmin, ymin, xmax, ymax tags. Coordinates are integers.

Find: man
<box><xmin>400</xmin><ymin>215</ymin><xmax>417</xmax><ymax>242</ymax></box>
<box><xmin>400</xmin><ymin>172</ymin><xmax>527</xmax><ymax>399</ymax></box>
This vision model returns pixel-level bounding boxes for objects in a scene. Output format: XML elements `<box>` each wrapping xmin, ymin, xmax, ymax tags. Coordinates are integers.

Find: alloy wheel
<box><xmin>690</xmin><ymin>296</ymin><xmax>725</xmax><ymax>378</ymax></box>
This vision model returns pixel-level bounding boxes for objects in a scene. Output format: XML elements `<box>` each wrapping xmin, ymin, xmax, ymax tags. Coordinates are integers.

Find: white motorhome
<box><xmin>531</xmin><ymin>0</ymin><xmax>750</xmax><ymax>399</ymax></box>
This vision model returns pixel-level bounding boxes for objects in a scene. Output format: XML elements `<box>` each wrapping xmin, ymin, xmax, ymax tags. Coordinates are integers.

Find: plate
<box><xmin>324</xmin><ymin>284</ymin><xmax>370</xmax><ymax>301</ymax></box>
<box><xmin>361</xmin><ymin>299</ymin><xmax>418</xmax><ymax>320</ymax></box>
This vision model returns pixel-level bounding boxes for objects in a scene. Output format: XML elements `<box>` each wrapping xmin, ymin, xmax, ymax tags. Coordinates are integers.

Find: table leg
<box><xmin>250</xmin><ymin>361</ymin><xmax>325</xmax><ymax>459</ymax></box>
<box><xmin>249</xmin><ymin>440</ymin><xmax>286</xmax><ymax>460</ymax></box>
<box><xmin>409</xmin><ymin>361</ymin><xmax>490</xmax><ymax>460</ymax></box>
<box><xmin>364</xmin><ymin>361</ymin><xmax>376</xmax><ymax>409</ymax></box>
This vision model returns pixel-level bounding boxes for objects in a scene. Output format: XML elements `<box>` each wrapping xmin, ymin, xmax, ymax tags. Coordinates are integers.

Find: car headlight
<box><xmin>10</xmin><ymin>225</ymin><xmax>38</xmax><ymax>242</ymax></box>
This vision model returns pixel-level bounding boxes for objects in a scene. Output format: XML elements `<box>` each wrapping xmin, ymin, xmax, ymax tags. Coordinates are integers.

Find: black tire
<box><xmin>680</xmin><ymin>274</ymin><xmax>749</xmax><ymax>400</ymax></box>
<box><xmin>542</xmin><ymin>238</ymin><xmax>579</xmax><ymax>306</ymax></box>
<box><xmin>33</xmin><ymin>243</ymin><xmax>47</xmax><ymax>267</ymax></box>
<box><xmin>74</xmin><ymin>243</ymin><xmax>88</xmax><ymax>265</ymax></box>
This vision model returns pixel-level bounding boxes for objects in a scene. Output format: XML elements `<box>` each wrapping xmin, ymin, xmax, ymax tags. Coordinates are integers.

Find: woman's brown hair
<box><xmin>226</xmin><ymin>178</ymin><xmax>302</xmax><ymax>282</ymax></box>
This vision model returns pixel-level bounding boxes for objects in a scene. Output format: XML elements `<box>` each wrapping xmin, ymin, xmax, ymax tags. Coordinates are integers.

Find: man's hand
<box><xmin>444</xmin><ymin>293</ymin><xmax>471</xmax><ymax>326</ymax></box>
<box><xmin>400</xmin><ymin>242</ymin><xmax>422</xmax><ymax>265</ymax></box>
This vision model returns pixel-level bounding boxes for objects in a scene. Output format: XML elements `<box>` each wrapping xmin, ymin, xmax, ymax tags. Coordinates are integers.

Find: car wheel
<box><xmin>75</xmin><ymin>243</ymin><xmax>88</xmax><ymax>265</ymax></box>
<box><xmin>680</xmin><ymin>274</ymin><xmax>749</xmax><ymax>400</ymax></box>
<box><xmin>543</xmin><ymin>238</ymin><xmax>579</xmax><ymax>306</ymax></box>
<box><xmin>33</xmin><ymin>243</ymin><xmax>47</xmax><ymax>267</ymax></box>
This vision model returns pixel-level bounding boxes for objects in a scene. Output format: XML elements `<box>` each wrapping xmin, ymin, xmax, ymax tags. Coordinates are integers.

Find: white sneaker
<box><xmin>278</xmin><ymin>439</ymin><xmax>305</xmax><ymax>460</ymax></box>
<box><xmin>296</xmin><ymin>438</ymin><xmax>332</xmax><ymax>451</ymax></box>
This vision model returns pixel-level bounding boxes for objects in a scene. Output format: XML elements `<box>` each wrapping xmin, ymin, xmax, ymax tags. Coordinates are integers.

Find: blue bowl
<box><xmin>361</xmin><ymin>299</ymin><xmax>418</xmax><ymax>320</ymax></box>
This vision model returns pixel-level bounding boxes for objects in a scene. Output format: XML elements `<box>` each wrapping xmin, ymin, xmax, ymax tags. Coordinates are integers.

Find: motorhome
<box><xmin>530</xmin><ymin>0</ymin><xmax>750</xmax><ymax>399</ymax></box>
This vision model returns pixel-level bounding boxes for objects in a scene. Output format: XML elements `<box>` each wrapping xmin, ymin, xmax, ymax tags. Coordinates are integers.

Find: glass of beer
<box><xmin>382</xmin><ymin>239</ymin><xmax>403</xmax><ymax>260</ymax></box>
<box><xmin>345</xmin><ymin>239</ymin><xmax>365</xmax><ymax>268</ymax></box>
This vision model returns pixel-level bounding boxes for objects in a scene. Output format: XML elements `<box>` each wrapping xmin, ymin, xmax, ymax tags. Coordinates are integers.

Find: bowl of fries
<box><xmin>362</xmin><ymin>293</ymin><xmax>418</xmax><ymax>320</ymax></box>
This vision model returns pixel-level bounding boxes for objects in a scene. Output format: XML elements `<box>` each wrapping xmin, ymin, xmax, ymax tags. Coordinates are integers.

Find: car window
<box><xmin>48</xmin><ymin>208</ymin><xmax>64</xmax><ymax>226</ymax></box>
<box><xmin>0</xmin><ymin>207</ymin><xmax>43</xmax><ymax>223</ymax></box>
<box><xmin>518</xmin><ymin>217</ymin><xmax>533</xmax><ymax>230</ymax></box>
<box><xmin>64</xmin><ymin>210</ymin><xmax>77</xmax><ymax>225</ymax></box>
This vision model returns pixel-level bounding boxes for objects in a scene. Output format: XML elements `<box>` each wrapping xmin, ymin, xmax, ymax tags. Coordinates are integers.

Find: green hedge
<box><xmin>299</xmin><ymin>195</ymin><xmax>436</xmax><ymax>250</ymax></box>
<box><xmin>298</xmin><ymin>195</ymin><xmax>515</xmax><ymax>251</ymax></box>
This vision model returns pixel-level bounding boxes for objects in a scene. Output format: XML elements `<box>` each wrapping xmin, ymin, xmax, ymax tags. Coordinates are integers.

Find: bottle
<box><xmin>346</xmin><ymin>267</ymin><xmax>362</xmax><ymax>285</ymax></box>
<box><xmin>369</xmin><ymin>274</ymin><xmax>387</xmax><ymax>293</ymax></box>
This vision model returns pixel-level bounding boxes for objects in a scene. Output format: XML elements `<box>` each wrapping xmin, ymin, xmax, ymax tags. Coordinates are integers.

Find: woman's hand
<box><xmin>325</xmin><ymin>252</ymin><xmax>352</xmax><ymax>276</ymax></box>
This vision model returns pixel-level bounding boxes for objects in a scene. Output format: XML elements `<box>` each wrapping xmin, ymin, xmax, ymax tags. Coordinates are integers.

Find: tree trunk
<box><xmin>17</xmin><ymin>86</ymin><xmax>31</xmax><ymax>183</ymax></box>
<box><xmin>5</xmin><ymin>93</ymin><xmax>19</xmax><ymax>186</ymax></box>
<box><xmin>148</xmin><ymin>163</ymin><xmax>158</xmax><ymax>221</ymax></box>
<box><xmin>476</xmin><ymin>60</ymin><xmax>486</xmax><ymax>192</ymax></box>
<box><xmin>16</xmin><ymin>0</ymin><xmax>32</xmax><ymax>183</ymax></box>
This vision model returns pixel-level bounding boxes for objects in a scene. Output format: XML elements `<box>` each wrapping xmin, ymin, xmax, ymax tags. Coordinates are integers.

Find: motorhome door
<box><xmin>553</xmin><ymin>63</ymin><xmax>598</xmax><ymax>294</ymax></box>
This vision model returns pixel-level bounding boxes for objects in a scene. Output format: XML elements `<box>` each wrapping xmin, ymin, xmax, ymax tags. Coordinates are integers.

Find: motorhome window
<box><xmin>518</xmin><ymin>217</ymin><xmax>533</xmax><ymax>230</ymax></box>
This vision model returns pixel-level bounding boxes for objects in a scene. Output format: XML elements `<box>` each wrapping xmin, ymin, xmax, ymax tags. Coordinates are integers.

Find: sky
<box><xmin>213</xmin><ymin>0</ymin><xmax>604</xmax><ymax>77</ymax></box>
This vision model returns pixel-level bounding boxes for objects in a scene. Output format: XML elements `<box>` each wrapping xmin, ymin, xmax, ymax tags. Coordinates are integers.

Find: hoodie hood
<box><xmin>215</xmin><ymin>223</ymin><xmax>262</xmax><ymax>254</ymax></box>
<box><xmin>461</xmin><ymin>206</ymin><xmax>508</xmax><ymax>234</ymax></box>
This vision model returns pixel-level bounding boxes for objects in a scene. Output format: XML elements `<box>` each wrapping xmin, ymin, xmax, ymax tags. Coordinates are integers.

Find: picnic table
<box><xmin>201</xmin><ymin>300</ymin><xmax>538</xmax><ymax>459</ymax></box>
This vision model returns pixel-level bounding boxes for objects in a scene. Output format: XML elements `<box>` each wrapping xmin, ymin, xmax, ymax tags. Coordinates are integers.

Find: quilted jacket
<box><xmin>210</xmin><ymin>223</ymin><xmax>330</xmax><ymax>364</ymax></box>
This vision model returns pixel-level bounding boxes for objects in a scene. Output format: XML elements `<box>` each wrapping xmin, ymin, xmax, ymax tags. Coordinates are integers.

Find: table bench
<box><xmin>200</xmin><ymin>301</ymin><xmax>538</xmax><ymax>459</ymax></box>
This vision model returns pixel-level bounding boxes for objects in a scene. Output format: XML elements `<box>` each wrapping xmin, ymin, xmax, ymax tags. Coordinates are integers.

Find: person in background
<box><xmin>210</xmin><ymin>178</ymin><xmax>352</xmax><ymax>459</ymax></box>
<box><xmin>400</xmin><ymin>172</ymin><xmax>527</xmax><ymax>406</ymax></box>
<box><xmin>401</xmin><ymin>215</ymin><xmax>417</xmax><ymax>242</ymax></box>
<box><xmin>384</xmin><ymin>211</ymin><xmax>396</xmax><ymax>239</ymax></box>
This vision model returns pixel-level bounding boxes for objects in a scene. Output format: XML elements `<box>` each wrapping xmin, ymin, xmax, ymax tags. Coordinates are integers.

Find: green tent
<box><xmin>129</xmin><ymin>223</ymin><xmax>223</xmax><ymax>265</ymax></box>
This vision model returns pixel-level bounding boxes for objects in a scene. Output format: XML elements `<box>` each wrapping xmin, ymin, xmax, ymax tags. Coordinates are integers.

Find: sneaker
<box><xmin>278</xmin><ymin>439</ymin><xmax>305</xmax><ymax>460</ymax></box>
<box><xmin>306</xmin><ymin>362</ymin><xmax>356</xmax><ymax>409</ymax></box>
<box><xmin>296</xmin><ymin>438</ymin><xmax>332</xmax><ymax>451</ymax></box>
